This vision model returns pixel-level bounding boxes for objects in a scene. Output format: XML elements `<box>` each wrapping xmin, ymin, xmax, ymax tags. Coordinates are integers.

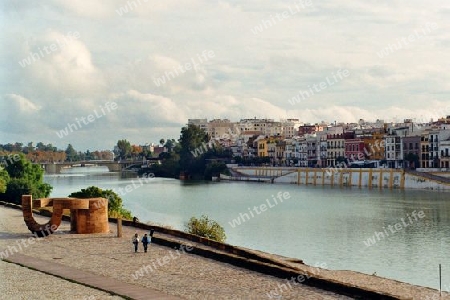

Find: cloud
<box><xmin>112</xmin><ymin>90</ymin><xmax>187</xmax><ymax>127</ymax></box>
<box><xmin>21</xmin><ymin>31</ymin><xmax>103</xmax><ymax>95</ymax></box>
<box><xmin>1</xmin><ymin>0</ymin><xmax>449</xmax><ymax>150</ymax></box>
<box><xmin>0</xmin><ymin>94</ymin><xmax>42</xmax><ymax>133</ymax></box>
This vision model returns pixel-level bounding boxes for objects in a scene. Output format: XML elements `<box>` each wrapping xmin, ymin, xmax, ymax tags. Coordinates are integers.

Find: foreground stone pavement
<box><xmin>0</xmin><ymin>260</ymin><xmax>124</xmax><ymax>300</ymax></box>
<box><xmin>1</xmin><ymin>205</ymin><xmax>449</xmax><ymax>299</ymax></box>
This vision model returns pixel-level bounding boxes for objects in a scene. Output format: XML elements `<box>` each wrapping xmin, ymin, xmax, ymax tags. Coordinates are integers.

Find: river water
<box><xmin>44</xmin><ymin>167</ymin><xmax>450</xmax><ymax>290</ymax></box>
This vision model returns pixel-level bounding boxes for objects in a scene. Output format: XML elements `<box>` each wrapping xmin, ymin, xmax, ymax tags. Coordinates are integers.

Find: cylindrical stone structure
<box><xmin>22</xmin><ymin>195</ymin><xmax>109</xmax><ymax>237</ymax></box>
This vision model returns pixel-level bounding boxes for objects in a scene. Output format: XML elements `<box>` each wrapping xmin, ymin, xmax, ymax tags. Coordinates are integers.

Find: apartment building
<box><xmin>207</xmin><ymin>119</ymin><xmax>237</xmax><ymax>140</ymax></box>
<box><xmin>437</xmin><ymin>130</ymin><xmax>450</xmax><ymax>168</ymax></box>
<box><xmin>402</xmin><ymin>135</ymin><xmax>421</xmax><ymax>169</ymax></box>
<box><xmin>256</xmin><ymin>138</ymin><xmax>268</xmax><ymax>157</ymax></box>
<box><xmin>326</xmin><ymin>134</ymin><xmax>345</xmax><ymax>167</ymax></box>
<box><xmin>440</xmin><ymin>137</ymin><xmax>450</xmax><ymax>168</ymax></box>
<box><xmin>420</xmin><ymin>130</ymin><xmax>430</xmax><ymax>168</ymax></box>
<box><xmin>362</xmin><ymin>132</ymin><xmax>385</xmax><ymax>160</ymax></box>
<box><xmin>385</xmin><ymin>127</ymin><xmax>409</xmax><ymax>168</ymax></box>
<box><xmin>188</xmin><ymin>119</ymin><xmax>208</xmax><ymax>131</ymax></box>
<box><xmin>281</xmin><ymin>119</ymin><xmax>302</xmax><ymax>138</ymax></box>
<box><xmin>345</xmin><ymin>138</ymin><xmax>365</xmax><ymax>162</ymax></box>
<box><xmin>239</xmin><ymin>119</ymin><xmax>283</xmax><ymax>137</ymax></box>
<box><xmin>298</xmin><ymin>138</ymin><xmax>308</xmax><ymax>167</ymax></box>
<box><xmin>306</xmin><ymin>135</ymin><xmax>319</xmax><ymax>167</ymax></box>
<box><xmin>298</xmin><ymin>124</ymin><xmax>325</xmax><ymax>136</ymax></box>
<box><xmin>275</xmin><ymin>141</ymin><xmax>286</xmax><ymax>165</ymax></box>
<box><xmin>428</xmin><ymin>129</ymin><xmax>440</xmax><ymax>168</ymax></box>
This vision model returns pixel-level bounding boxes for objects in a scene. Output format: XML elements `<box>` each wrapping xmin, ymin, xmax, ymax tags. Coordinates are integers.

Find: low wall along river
<box><xmin>229</xmin><ymin>167</ymin><xmax>450</xmax><ymax>190</ymax></box>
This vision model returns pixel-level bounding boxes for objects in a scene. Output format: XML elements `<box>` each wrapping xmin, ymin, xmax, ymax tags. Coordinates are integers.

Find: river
<box><xmin>44</xmin><ymin>166</ymin><xmax>450</xmax><ymax>291</ymax></box>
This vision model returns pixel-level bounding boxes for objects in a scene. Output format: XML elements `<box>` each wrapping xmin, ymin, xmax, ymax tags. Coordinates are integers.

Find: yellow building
<box><xmin>257</xmin><ymin>139</ymin><xmax>268</xmax><ymax>157</ymax></box>
<box><xmin>363</xmin><ymin>132</ymin><xmax>385</xmax><ymax>160</ymax></box>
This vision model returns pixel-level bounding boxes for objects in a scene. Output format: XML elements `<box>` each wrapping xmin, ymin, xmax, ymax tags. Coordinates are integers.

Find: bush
<box><xmin>186</xmin><ymin>215</ymin><xmax>226</xmax><ymax>242</ymax></box>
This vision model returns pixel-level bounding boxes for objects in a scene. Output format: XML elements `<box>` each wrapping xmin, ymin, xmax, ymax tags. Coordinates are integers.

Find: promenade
<box><xmin>1</xmin><ymin>204</ymin><xmax>449</xmax><ymax>299</ymax></box>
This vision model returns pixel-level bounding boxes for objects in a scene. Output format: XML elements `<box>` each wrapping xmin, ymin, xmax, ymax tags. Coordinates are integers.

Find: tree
<box><xmin>186</xmin><ymin>215</ymin><xmax>226</xmax><ymax>242</ymax></box>
<box><xmin>178</xmin><ymin>124</ymin><xmax>209</xmax><ymax>174</ymax></box>
<box><xmin>69</xmin><ymin>186</ymin><xmax>132</xmax><ymax>219</ymax></box>
<box><xmin>0</xmin><ymin>154</ymin><xmax>52</xmax><ymax>204</ymax></box>
<box><xmin>404</xmin><ymin>153</ymin><xmax>419</xmax><ymax>169</ymax></box>
<box><xmin>65</xmin><ymin>144</ymin><xmax>78</xmax><ymax>161</ymax></box>
<box><xmin>131</xmin><ymin>145</ymin><xmax>142</xmax><ymax>159</ymax></box>
<box><xmin>204</xmin><ymin>161</ymin><xmax>230</xmax><ymax>179</ymax></box>
<box><xmin>159</xmin><ymin>138</ymin><xmax>165</xmax><ymax>146</ymax></box>
<box><xmin>117</xmin><ymin>139</ymin><xmax>131</xmax><ymax>160</ymax></box>
<box><xmin>164</xmin><ymin>139</ymin><xmax>176</xmax><ymax>153</ymax></box>
<box><xmin>84</xmin><ymin>150</ymin><xmax>93</xmax><ymax>160</ymax></box>
<box><xmin>0</xmin><ymin>168</ymin><xmax>9</xmax><ymax>193</ymax></box>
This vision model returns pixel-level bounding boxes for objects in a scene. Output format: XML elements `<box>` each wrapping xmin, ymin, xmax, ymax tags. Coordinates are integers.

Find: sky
<box><xmin>1</xmin><ymin>0</ymin><xmax>449</xmax><ymax>151</ymax></box>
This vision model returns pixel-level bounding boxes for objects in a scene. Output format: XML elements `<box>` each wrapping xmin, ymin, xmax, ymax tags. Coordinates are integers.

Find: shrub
<box><xmin>69</xmin><ymin>186</ymin><xmax>132</xmax><ymax>219</ymax></box>
<box><xmin>186</xmin><ymin>215</ymin><xmax>226</xmax><ymax>242</ymax></box>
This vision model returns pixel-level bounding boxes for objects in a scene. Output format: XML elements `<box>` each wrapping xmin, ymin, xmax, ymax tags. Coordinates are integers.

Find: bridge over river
<box><xmin>40</xmin><ymin>160</ymin><xmax>143</xmax><ymax>174</ymax></box>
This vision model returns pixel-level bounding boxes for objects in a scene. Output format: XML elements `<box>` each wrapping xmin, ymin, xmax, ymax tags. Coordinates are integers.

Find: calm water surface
<box><xmin>44</xmin><ymin>167</ymin><xmax>450</xmax><ymax>290</ymax></box>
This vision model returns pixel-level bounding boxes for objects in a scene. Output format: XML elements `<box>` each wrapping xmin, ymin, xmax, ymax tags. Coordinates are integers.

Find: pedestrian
<box><xmin>132</xmin><ymin>233</ymin><xmax>139</xmax><ymax>253</ymax></box>
<box><xmin>142</xmin><ymin>233</ymin><xmax>150</xmax><ymax>252</ymax></box>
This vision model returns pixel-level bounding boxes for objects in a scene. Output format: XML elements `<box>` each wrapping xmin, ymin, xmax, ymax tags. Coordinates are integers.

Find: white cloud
<box><xmin>0</xmin><ymin>94</ymin><xmax>42</xmax><ymax>133</ymax></box>
<box><xmin>1</xmin><ymin>0</ymin><xmax>450</xmax><ymax>150</ymax></box>
<box><xmin>113</xmin><ymin>90</ymin><xmax>187</xmax><ymax>126</ymax></box>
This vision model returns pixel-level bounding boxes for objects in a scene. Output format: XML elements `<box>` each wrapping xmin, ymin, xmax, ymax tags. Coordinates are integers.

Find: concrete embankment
<box><xmin>225</xmin><ymin>167</ymin><xmax>450</xmax><ymax>190</ymax></box>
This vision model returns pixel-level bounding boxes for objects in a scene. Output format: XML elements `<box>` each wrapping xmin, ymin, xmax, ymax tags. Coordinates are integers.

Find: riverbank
<box><xmin>1</xmin><ymin>204</ymin><xmax>449</xmax><ymax>299</ymax></box>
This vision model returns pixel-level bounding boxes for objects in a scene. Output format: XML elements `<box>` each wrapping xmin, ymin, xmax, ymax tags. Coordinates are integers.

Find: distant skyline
<box><xmin>1</xmin><ymin>1</ymin><xmax>449</xmax><ymax>150</ymax></box>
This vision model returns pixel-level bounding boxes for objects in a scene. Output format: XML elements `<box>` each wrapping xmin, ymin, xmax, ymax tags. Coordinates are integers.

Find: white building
<box><xmin>188</xmin><ymin>119</ymin><xmax>208</xmax><ymax>131</ymax></box>
<box><xmin>298</xmin><ymin>138</ymin><xmax>308</xmax><ymax>167</ymax></box>
<box><xmin>281</xmin><ymin>119</ymin><xmax>303</xmax><ymax>138</ymax></box>
<box><xmin>239</xmin><ymin>119</ymin><xmax>283</xmax><ymax>137</ymax></box>
<box><xmin>384</xmin><ymin>127</ymin><xmax>411</xmax><ymax>168</ymax></box>
<box><xmin>439</xmin><ymin>137</ymin><xmax>450</xmax><ymax>169</ymax></box>
<box><xmin>438</xmin><ymin>130</ymin><xmax>450</xmax><ymax>168</ymax></box>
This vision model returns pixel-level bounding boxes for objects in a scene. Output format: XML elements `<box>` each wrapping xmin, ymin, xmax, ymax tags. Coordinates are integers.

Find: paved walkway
<box><xmin>5</xmin><ymin>253</ymin><xmax>181</xmax><ymax>300</ymax></box>
<box><xmin>405</xmin><ymin>169</ymin><xmax>450</xmax><ymax>184</ymax></box>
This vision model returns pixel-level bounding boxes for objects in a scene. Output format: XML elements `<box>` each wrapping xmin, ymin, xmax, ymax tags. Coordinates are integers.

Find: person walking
<box><xmin>132</xmin><ymin>233</ymin><xmax>139</xmax><ymax>253</ymax></box>
<box><xmin>142</xmin><ymin>233</ymin><xmax>150</xmax><ymax>253</ymax></box>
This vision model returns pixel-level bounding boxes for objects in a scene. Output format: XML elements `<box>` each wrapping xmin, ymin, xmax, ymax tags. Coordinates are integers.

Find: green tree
<box><xmin>186</xmin><ymin>215</ymin><xmax>226</xmax><ymax>242</ymax></box>
<box><xmin>404</xmin><ymin>153</ymin><xmax>420</xmax><ymax>169</ymax></box>
<box><xmin>117</xmin><ymin>139</ymin><xmax>131</xmax><ymax>160</ymax></box>
<box><xmin>164</xmin><ymin>139</ymin><xmax>176</xmax><ymax>153</ymax></box>
<box><xmin>65</xmin><ymin>144</ymin><xmax>78</xmax><ymax>161</ymax></box>
<box><xmin>68</xmin><ymin>186</ymin><xmax>132</xmax><ymax>219</ymax></box>
<box><xmin>204</xmin><ymin>161</ymin><xmax>229</xmax><ymax>179</ymax></box>
<box><xmin>178</xmin><ymin>124</ymin><xmax>209</xmax><ymax>174</ymax></box>
<box><xmin>0</xmin><ymin>154</ymin><xmax>52</xmax><ymax>204</ymax></box>
<box><xmin>0</xmin><ymin>168</ymin><xmax>10</xmax><ymax>193</ymax></box>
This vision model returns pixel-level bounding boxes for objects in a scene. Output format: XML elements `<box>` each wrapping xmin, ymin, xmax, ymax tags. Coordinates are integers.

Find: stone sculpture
<box><xmin>22</xmin><ymin>195</ymin><xmax>109</xmax><ymax>237</ymax></box>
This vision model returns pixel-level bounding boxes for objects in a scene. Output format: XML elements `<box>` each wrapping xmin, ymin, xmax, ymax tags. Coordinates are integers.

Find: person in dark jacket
<box><xmin>142</xmin><ymin>233</ymin><xmax>150</xmax><ymax>253</ymax></box>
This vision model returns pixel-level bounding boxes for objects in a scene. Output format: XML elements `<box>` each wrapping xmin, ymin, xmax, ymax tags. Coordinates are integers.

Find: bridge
<box><xmin>40</xmin><ymin>160</ymin><xmax>144</xmax><ymax>174</ymax></box>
